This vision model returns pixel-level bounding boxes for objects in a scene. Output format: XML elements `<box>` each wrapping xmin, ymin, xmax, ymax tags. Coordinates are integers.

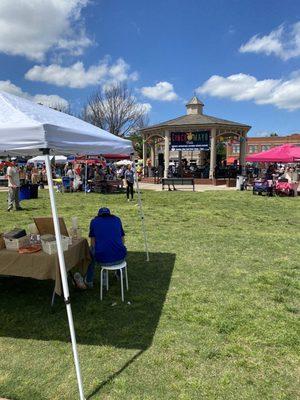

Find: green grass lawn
<box><xmin>0</xmin><ymin>188</ymin><xmax>299</xmax><ymax>400</ymax></box>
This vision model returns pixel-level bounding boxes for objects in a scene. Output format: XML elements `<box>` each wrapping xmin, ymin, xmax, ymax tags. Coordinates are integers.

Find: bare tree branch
<box><xmin>82</xmin><ymin>83</ymin><xmax>149</xmax><ymax>137</ymax></box>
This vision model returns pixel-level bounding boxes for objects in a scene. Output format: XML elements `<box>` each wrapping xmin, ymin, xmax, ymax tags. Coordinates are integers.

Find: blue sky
<box><xmin>1</xmin><ymin>0</ymin><xmax>300</xmax><ymax>136</ymax></box>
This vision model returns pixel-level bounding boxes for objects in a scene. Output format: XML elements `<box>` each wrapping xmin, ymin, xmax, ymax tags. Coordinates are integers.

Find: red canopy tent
<box><xmin>103</xmin><ymin>153</ymin><xmax>130</xmax><ymax>160</ymax></box>
<box><xmin>246</xmin><ymin>144</ymin><xmax>300</xmax><ymax>163</ymax></box>
<box><xmin>227</xmin><ymin>156</ymin><xmax>238</xmax><ymax>164</ymax></box>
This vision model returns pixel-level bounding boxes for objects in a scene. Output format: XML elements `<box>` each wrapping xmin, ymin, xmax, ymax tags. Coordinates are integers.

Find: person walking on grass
<box><xmin>124</xmin><ymin>164</ymin><xmax>135</xmax><ymax>202</ymax></box>
<box><xmin>7</xmin><ymin>159</ymin><xmax>23</xmax><ymax>212</ymax></box>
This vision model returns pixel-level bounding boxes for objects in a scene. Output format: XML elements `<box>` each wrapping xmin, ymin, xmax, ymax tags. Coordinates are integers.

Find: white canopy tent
<box><xmin>115</xmin><ymin>159</ymin><xmax>132</xmax><ymax>166</ymax></box>
<box><xmin>0</xmin><ymin>91</ymin><xmax>133</xmax><ymax>400</ymax></box>
<box><xmin>0</xmin><ymin>91</ymin><xmax>131</xmax><ymax>156</ymax></box>
<box><xmin>27</xmin><ymin>155</ymin><xmax>67</xmax><ymax>164</ymax></box>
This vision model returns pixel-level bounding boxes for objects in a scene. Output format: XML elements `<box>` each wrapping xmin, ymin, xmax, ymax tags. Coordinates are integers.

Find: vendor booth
<box><xmin>0</xmin><ymin>90</ymin><xmax>133</xmax><ymax>400</ymax></box>
<box><xmin>246</xmin><ymin>144</ymin><xmax>300</xmax><ymax>163</ymax></box>
<box><xmin>246</xmin><ymin>144</ymin><xmax>300</xmax><ymax>196</ymax></box>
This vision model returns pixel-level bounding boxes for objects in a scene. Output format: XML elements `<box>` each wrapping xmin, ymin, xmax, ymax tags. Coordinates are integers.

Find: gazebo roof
<box><xmin>140</xmin><ymin>113</ymin><xmax>251</xmax><ymax>132</ymax></box>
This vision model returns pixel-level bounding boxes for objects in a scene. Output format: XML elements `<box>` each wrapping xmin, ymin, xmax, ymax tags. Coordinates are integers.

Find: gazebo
<box><xmin>140</xmin><ymin>96</ymin><xmax>251</xmax><ymax>181</ymax></box>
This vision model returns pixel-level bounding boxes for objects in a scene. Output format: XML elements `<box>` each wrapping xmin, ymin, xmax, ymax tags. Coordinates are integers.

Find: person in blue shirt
<box><xmin>84</xmin><ymin>207</ymin><xmax>127</xmax><ymax>288</ymax></box>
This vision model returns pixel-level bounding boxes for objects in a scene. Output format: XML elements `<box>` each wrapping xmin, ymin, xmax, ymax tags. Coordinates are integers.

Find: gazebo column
<box><xmin>164</xmin><ymin>130</ymin><xmax>170</xmax><ymax>178</ymax></box>
<box><xmin>209</xmin><ymin>127</ymin><xmax>217</xmax><ymax>180</ymax></box>
<box><xmin>142</xmin><ymin>138</ymin><xmax>147</xmax><ymax>166</ymax></box>
<box><xmin>142</xmin><ymin>138</ymin><xmax>147</xmax><ymax>177</ymax></box>
<box><xmin>178</xmin><ymin>150</ymin><xmax>183</xmax><ymax>177</ymax></box>
<box><xmin>150</xmin><ymin>142</ymin><xmax>156</xmax><ymax>167</ymax></box>
<box><xmin>199</xmin><ymin>150</ymin><xmax>205</xmax><ymax>166</ymax></box>
<box><xmin>239</xmin><ymin>133</ymin><xmax>246</xmax><ymax>175</ymax></box>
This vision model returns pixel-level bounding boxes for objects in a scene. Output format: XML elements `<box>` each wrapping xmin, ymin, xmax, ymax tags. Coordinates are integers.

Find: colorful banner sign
<box><xmin>170</xmin><ymin>131</ymin><xmax>210</xmax><ymax>151</ymax></box>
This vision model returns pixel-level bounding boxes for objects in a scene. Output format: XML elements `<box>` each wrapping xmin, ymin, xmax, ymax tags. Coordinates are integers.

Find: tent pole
<box><xmin>85</xmin><ymin>159</ymin><xmax>88</xmax><ymax>195</ymax></box>
<box><xmin>44</xmin><ymin>152</ymin><xmax>86</xmax><ymax>400</ymax></box>
<box><xmin>132</xmin><ymin>159</ymin><xmax>149</xmax><ymax>261</ymax></box>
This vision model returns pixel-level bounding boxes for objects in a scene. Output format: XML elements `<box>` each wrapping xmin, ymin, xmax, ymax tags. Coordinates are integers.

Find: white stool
<box><xmin>100</xmin><ymin>261</ymin><xmax>128</xmax><ymax>302</ymax></box>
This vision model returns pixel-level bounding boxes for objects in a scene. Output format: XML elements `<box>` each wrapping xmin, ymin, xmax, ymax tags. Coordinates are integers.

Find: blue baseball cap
<box><xmin>98</xmin><ymin>207</ymin><xmax>111</xmax><ymax>216</ymax></box>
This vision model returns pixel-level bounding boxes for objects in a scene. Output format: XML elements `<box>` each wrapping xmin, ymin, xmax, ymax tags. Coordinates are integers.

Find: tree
<box><xmin>39</xmin><ymin>101</ymin><xmax>72</xmax><ymax>115</ymax></box>
<box><xmin>83</xmin><ymin>83</ymin><xmax>149</xmax><ymax>137</ymax></box>
<box><xmin>128</xmin><ymin>114</ymin><xmax>149</xmax><ymax>158</ymax></box>
<box><xmin>270</xmin><ymin>132</ymin><xmax>278</xmax><ymax>137</ymax></box>
<box><xmin>216</xmin><ymin>142</ymin><xmax>226</xmax><ymax>159</ymax></box>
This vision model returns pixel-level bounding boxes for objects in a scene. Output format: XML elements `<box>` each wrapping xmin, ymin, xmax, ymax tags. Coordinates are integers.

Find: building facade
<box><xmin>227</xmin><ymin>133</ymin><xmax>300</xmax><ymax>163</ymax></box>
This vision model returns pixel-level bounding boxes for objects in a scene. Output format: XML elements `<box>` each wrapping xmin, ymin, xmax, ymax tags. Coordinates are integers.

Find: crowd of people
<box><xmin>246</xmin><ymin>163</ymin><xmax>300</xmax><ymax>182</ymax></box>
<box><xmin>0</xmin><ymin>158</ymin><xmax>138</xmax><ymax>210</ymax></box>
<box><xmin>62</xmin><ymin>162</ymin><xmax>119</xmax><ymax>191</ymax></box>
<box><xmin>143</xmin><ymin>157</ymin><xmax>300</xmax><ymax>183</ymax></box>
<box><xmin>62</xmin><ymin>162</ymin><xmax>136</xmax><ymax>200</ymax></box>
<box><xmin>143</xmin><ymin>158</ymin><xmax>242</xmax><ymax>180</ymax></box>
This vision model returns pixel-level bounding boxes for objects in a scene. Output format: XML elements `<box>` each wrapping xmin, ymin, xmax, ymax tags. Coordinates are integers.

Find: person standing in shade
<box><xmin>7</xmin><ymin>160</ymin><xmax>22</xmax><ymax>212</ymax></box>
<box><xmin>124</xmin><ymin>164</ymin><xmax>135</xmax><ymax>201</ymax></box>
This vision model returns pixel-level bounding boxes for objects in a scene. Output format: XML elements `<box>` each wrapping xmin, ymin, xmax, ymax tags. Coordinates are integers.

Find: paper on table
<box><xmin>71</xmin><ymin>217</ymin><xmax>78</xmax><ymax>229</ymax></box>
<box><xmin>28</xmin><ymin>223</ymin><xmax>39</xmax><ymax>234</ymax></box>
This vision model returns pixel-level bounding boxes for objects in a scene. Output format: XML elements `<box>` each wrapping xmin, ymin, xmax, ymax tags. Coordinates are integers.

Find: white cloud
<box><xmin>138</xmin><ymin>102</ymin><xmax>152</xmax><ymax>114</ymax></box>
<box><xmin>0</xmin><ymin>80</ymin><xmax>28</xmax><ymax>98</ymax></box>
<box><xmin>25</xmin><ymin>58</ymin><xmax>138</xmax><ymax>89</ymax></box>
<box><xmin>33</xmin><ymin>94</ymin><xmax>69</xmax><ymax>109</ymax></box>
<box><xmin>140</xmin><ymin>82</ymin><xmax>178</xmax><ymax>101</ymax></box>
<box><xmin>240</xmin><ymin>22</ymin><xmax>300</xmax><ymax>60</ymax></box>
<box><xmin>0</xmin><ymin>0</ymin><xmax>91</xmax><ymax>61</ymax></box>
<box><xmin>197</xmin><ymin>72</ymin><xmax>300</xmax><ymax>111</ymax></box>
<box><xmin>0</xmin><ymin>80</ymin><xmax>69</xmax><ymax>108</ymax></box>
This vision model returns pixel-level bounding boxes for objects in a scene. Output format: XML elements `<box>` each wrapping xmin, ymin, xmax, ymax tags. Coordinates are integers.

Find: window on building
<box><xmin>248</xmin><ymin>145</ymin><xmax>258</xmax><ymax>154</ymax></box>
<box><xmin>261</xmin><ymin>144</ymin><xmax>271</xmax><ymax>151</ymax></box>
<box><xmin>232</xmin><ymin>144</ymin><xmax>240</xmax><ymax>154</ymax></box>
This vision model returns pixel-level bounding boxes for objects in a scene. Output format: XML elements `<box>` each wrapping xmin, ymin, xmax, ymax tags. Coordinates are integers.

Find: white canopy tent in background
<box><xmin>27</xmin><ymin>155</ymin><xmax>67</xmax><ymax>164</ymax></box>
<box><xmin>115</xmin><ymin>159</ymin><xmax>132</xmax><ymax>166</ymax></box>
<box><xmin>0</xmin><ymin>91</ymin><xmax>133</xmax><ymax>400</ymax></box>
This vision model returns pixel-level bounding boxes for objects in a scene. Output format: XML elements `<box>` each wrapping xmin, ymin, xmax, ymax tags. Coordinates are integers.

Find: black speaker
<box><xmin>158</xmin><ymin>153</ymin><xmax>164</xmax><ymax>166</ymax></box>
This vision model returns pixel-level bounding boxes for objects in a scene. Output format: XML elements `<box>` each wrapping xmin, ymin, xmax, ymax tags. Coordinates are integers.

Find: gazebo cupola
<box><xmin>186</xmin><ymin>96</ymin><xmax>204</xmax><ymax>115</ymax></box>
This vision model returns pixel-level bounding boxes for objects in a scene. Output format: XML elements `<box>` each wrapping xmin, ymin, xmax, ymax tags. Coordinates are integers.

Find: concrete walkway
<box><xmin>0</xmin><ymin>183</ymin><xmax>236</xmax><ymax>193</ymax></box>
<box><xmin>138</xmin><ymin>182</ymin><xmax>235</xmax><ymax>192</ymax></box>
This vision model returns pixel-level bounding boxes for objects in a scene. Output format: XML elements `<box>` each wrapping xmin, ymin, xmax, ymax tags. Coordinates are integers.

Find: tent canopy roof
<box><xmin>0</xmin><ymin>91</ymin><xmax>133</xmax><ymax>156</ymax></box>
<box><xmin>246</xmin><ymin>144</ymin><xmax>300</xmax><ymax>163</ymax></box>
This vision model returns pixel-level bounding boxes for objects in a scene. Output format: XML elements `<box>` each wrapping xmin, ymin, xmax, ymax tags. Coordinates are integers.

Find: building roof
<box><xmin>140</xmin><ymin>113</ymin><xmax>251</xmax><ymax>131</ymax></box>
<box><xmin>247</xmin><ymin>133</ymin><xmax>300</xmax><ymax>143</ymax></box>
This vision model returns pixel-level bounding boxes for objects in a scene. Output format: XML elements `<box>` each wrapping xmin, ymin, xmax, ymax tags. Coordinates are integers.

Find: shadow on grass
<box><xmin>87</xmin><ymin>349</ymin><xmax>144</xmax><ymax>399</ymax></box>
<box><xmin>0</xmin><ymin>251</ymin><xmax>175</xmax><ymax>351</ymax></box>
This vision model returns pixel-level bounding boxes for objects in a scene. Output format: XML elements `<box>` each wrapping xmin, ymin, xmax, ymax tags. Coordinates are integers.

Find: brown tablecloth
<box><xmin>0</xmin><ymin>238</ymin><xmax>91</xmax><ymax>295</ymax></box>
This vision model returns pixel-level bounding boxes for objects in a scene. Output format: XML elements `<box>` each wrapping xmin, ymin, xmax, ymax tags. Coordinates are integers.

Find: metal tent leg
<box><xmin>51</xmin><ymin>286</ymin><xmax>56</xmax><ymax>307</ymax></box>
<box><xmin>45</xmin><ymin>152</ymin><xmax>85</xmax><ymax>400</ymax></box>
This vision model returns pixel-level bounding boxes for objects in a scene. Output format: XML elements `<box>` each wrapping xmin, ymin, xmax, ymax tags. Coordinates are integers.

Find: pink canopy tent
<box><xmin>246</xmin><ymin>144</ymin><xmax>300</xmax><ymax>163</ymax></box>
